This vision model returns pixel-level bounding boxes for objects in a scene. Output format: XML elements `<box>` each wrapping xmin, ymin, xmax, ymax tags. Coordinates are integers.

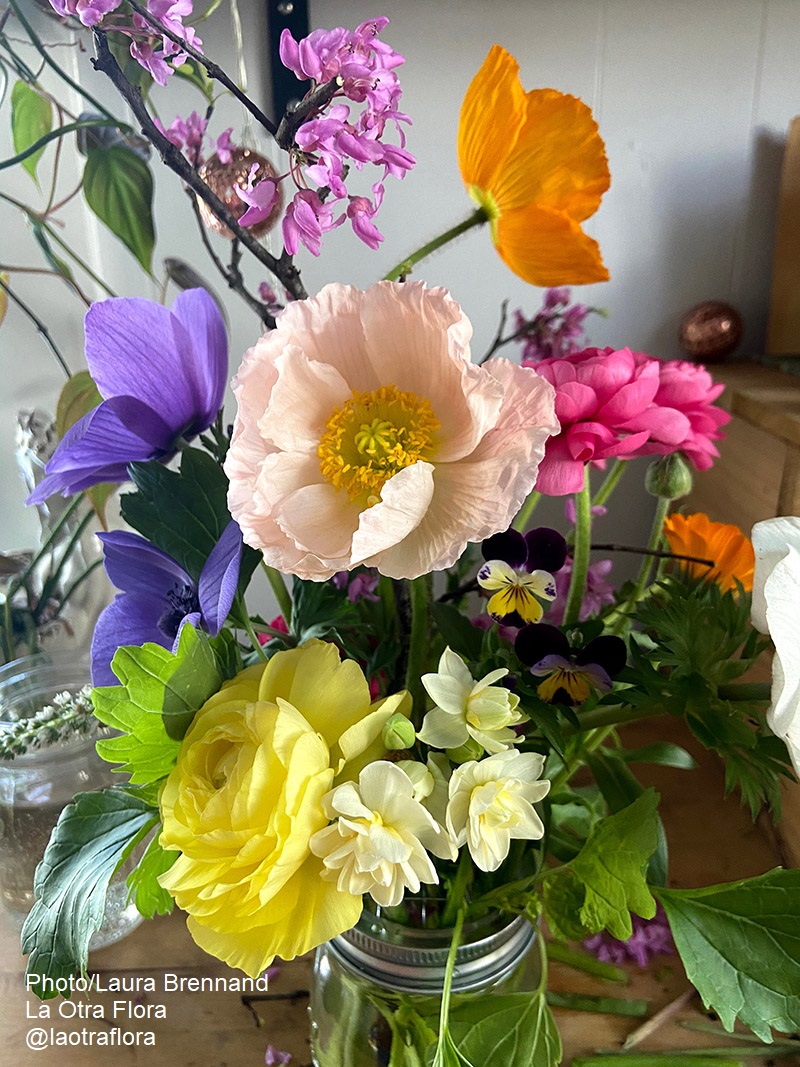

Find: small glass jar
<box><xmin>310</xmin><ymin>901</ymin><xmax>541</xmax><ymax>1066</ymax></box>
<box><xmin>0</xmin><ymin>654</ymin><xmax>142</xmax><ymax>947</ymax></box>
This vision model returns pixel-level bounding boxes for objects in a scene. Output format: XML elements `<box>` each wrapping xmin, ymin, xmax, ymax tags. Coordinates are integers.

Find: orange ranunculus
<box><xmin>458</xmin><ymin>45</ymin><xmax>610</xmax><ymax>287</ymax></box>
<box><xmin>663</xmin><ymin>512</ymin><xmax>755</xmax><ymax>592</ymax></box>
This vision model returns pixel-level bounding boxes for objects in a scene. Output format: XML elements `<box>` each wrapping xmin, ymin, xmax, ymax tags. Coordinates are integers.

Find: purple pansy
<box><xmin>28</xmin><ymin>290</ymin><xmax>227</xmax><ymax>504</ymax></box>
<box><xmin>478</xmin><ymin>528</ymin><xmax>568</xmax><ymax>625</ymax></box>
<box><xmin>91</xmin><ymin>521</ymin><xmax>242</xmax><ymax>685</ymax></box>
<box><xmin>515</xmin><ymin>623</ymin><xmax>626</xmax><ymax>706</ymax></box>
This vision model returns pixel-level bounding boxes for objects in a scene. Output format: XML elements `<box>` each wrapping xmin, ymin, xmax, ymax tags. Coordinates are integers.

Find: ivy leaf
<box><xmin>83</xmin><ymin>145</ymin><xmax>155</xmax><ymax>273</ymax></box>
<box><xmin>22</xmin><ymin>789</ymin><xmax>157</xmax><ymax>998</ymax></box>
<box><xmin>92</xmin><ymin>623</ymin><xmax>221</xmax><ymax>783</ymax></box>
<box><xmin>11</xmin><ymin>81</ymin><xmax>52</xmax><ymax>181</ymax></box>
<box><xmin>449</xmin><ymin>992</ymin><xmax>561</xmax><ymax>1067</ymax></box>
<box><xmin>657</xmin><ymin>869</ymin><xmax>800</xmax><ymax>1042</ymax></box>
<box><xmin>126</xmin><ymin>831</ymin><xmax>176</xmax><ymax>919</ymax></box>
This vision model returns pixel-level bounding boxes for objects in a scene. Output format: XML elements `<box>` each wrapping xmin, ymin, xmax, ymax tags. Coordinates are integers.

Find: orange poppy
<box><xmin>458</xmin><ymin>45</ymin><xmax>610</xmax><ymax>287</ymax></box>
<box><xmin>663</xmin><ymin>512</ymin><xmax>754</xmax><ymax>593</ymax></box>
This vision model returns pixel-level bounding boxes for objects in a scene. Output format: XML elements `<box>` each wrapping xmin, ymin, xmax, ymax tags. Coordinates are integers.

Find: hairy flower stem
<box><xmin>592</xmin><ymin>458</ymin><xmax>627</xmax><ymax>508</ymax></box>
<box><xmin>262</xmin><ymin>564</ymin><xmax>292</xmax><ymax>627</ymax></box>
<box><xmin>612</xmin><ymin>495</ymin><xmax>670</xmax><ymax>635</ymax></box>
<box><xmin>405</xmin><ymin>575</ymin><xmax>431</xmax><ymax>717</ymax></box>
<box><xmin>562</xmin><ymin>469</ymin><xmax>592</xmax><ymax>626</ymax></box>
<box><xmin>383</xmin><ymin>210</ymin><xmax>487</xmax><ymax>282</ymax></box>
<box><xmin>512</xmin><ymin>490</ymin><xmax>541</xmax><ymax>532</ymax></box>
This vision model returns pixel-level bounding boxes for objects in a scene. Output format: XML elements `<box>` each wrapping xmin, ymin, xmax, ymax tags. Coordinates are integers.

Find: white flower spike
<box><xmin>419</xmin><ymin>646</ymin><xmax>528</xmax><ymax>754</ymax></box>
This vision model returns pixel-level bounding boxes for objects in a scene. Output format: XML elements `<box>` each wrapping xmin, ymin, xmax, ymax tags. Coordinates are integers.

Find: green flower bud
<box><xmin>382</xmin><ymin>712</ymin><xmax>416</xmax><ymax>751</ymax></box>
<box><xmin>645</xmin><ymin>453</ymin><xmax>693</xmax><ymax>500</ymax></box>
<box><xmin>446</xmin><ymin>737</ymin><xmax>484</xmax><ymax>764</ymax></box>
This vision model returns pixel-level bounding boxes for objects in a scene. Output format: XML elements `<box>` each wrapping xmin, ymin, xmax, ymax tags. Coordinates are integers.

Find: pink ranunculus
<box><xmin>632</xmin><ymin>357</ymin><xmax>730</xmax><ymax>472</ymax></box>
<box><xmin>224</xmin><ymin>282</ymin><xmax>559</xmax><ymax>581</ymax></box>
<box><xmin>534</xmin><ymin>347</ymin><xmax>660</xmax><ymax>495</ymax></box>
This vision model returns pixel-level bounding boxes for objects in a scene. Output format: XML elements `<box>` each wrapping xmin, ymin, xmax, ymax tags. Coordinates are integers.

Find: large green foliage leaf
<box><xmin>83</xmin><ymin>145</ymin><xmax>155</xmax><ymax>272</ymax></box>
<box><xmin>449</xmin><ymin>992</ymin><xmax>561</xmax><ymax>1067</ymax></box>
<box><xmin>11</xmin><ymin>81</ymin><xmax>52</xmax><ymax>180</ymax></box>
<box><xmin>126</xmin><ymin>831</ymin><xmax>176</xmax><ymax>919</ymax></box>
<box><xmin>22</xmin><ymin>789</ymin><xmax>156</xmax><ymax>998</ymax></box>
<box><xmin>92</xmin><ymin>623</ymin><xmax>221</xmax><ymax>784</ymax></box>
<box><xmin>657</xmin><ymin>869</ymin><xmax>800</xmax><ymax>1042</ymax></box>
<box><xmin>545</xmin><ymin>790</ymin><xmax>659</xmax><ymax>941</ymax></box>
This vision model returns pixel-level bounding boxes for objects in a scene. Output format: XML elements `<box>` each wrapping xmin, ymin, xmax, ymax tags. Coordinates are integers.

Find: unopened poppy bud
<box><xmin>446</xmin><ymin>737</ymin><xmax>484</xmax><ymax>764</ymax></box>
<box><xmin>382</xmin><ymin>713</ymin><xmax>415</xmax><ymax>751</ymax></box>
<box><xmin>645</xmin><ymin>453</ymin><xmax>693</xmax><ymax>501</ymax></box>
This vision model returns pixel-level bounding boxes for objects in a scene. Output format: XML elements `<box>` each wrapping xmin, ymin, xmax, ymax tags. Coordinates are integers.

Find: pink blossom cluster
<box><xmin>533</xmin><ymin>346</ymin><xmax>730</xmax><ymax>495</ymax></box>
<box><xmin>47</xmin><ymin>0</ymin><xmax>201</xmax><ymax>86</ymax></box>
<box><xmin>584</xmin><ymin>905</ymin><xmax>674</xmax><ymax>968</ymax></box>
<box><xmin>236</xmin><ymin>18</ymin><xmax>414</xmax><ymax>255</ymax></box>
<box><xmin>155</xmin><ymin>111</ymin><xmax>234</xmax><ymax>166</ymax></box>
<box><xmin>516</xmin><ymin>288</ymin><xmax>594</xmax><ymax>364</ymax></box>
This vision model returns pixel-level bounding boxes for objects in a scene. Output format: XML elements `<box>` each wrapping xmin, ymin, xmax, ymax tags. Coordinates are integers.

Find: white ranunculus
<box><xmin>419</xmin><ymin>646</ymin><xmax>528</xmax><ymax>754</ymax></box>
<box><xmin>751</xmin><ymin>517</ymin><xmax>800</xmax><ymax>774</ymax></box>
<box><xmin>446</xmin><ymin>750</ymin><xmax>550</xmax><ymax>872</ymax></box>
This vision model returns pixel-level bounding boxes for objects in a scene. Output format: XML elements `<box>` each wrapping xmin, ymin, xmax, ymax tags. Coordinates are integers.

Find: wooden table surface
<box><xmin>0</xmin><ymin>717</ymin><xmax>787</xmax><ymax>1067</ymax></box>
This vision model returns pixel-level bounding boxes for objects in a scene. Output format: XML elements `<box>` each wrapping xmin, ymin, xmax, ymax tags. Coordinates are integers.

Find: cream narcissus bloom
<box><xmin>310</xmin><ymin>761</ymin><xmax>454</xmax><ymax>906</ymax></box>
<box><xmin>419</xmin><ymin>646</ymin><xmax>528</xmax><ymax>754</ymax></box>
<box><xmin>446</xmin><ymin>750</ymin><xmax>550</xmax><ymax>872</ymax></box>
<box><xmin>157</xmin><ymin>641</ymin><xmax>410</xmax><ymax>976</ymax></box>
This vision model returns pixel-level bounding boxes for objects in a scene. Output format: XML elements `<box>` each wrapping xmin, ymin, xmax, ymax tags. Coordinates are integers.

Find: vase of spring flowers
<box><xmin>4</xmin><ymin>9</ymin><xmax>799</xmax><ymax>1066</ymax></box>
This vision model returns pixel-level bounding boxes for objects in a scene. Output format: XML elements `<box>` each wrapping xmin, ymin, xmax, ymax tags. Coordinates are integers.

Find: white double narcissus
<box><xmin>751</xmin><ymin>516</ymin><xmax>800</xmax><ymax>775</ymax></box>
<box><xmin>446</xmin><ymin>751</ymin><xmax>550</xmax><ymax>872</ymax></box>
<box><xmin>310</xmin><ymin>761</ymin><xmax>455</xmax><ymax>907</ymax></box>
<box><xmin>418</xmin><ymin>647</ymin><xmax>528</xmax><ymax>754</ymax></box>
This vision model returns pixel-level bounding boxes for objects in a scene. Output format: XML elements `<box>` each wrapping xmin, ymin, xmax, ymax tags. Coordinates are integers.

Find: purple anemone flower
<box><xmin>515</xmin><ymin>623</ymin><xmax>626</xmax><ymax>706</ymax></box>
<box><xmin>28</xmin><ymin>289</ymin><xmax>227</xmax><ymax>504</ymax></box>
<box><xmin>91</xmin><ymin>520</ymin><xmax>242</xmax><ymax>685</ymax></box>
<box><xmin>478</xmin><ymin>527</ymin><xmax>568</xmax><ymax>626</ymax></box>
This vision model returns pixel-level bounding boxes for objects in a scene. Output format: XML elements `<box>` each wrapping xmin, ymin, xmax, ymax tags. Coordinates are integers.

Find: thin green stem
<box><xmin>51</xmin><ymin>559</ymin><xmax>103</xmax><ymax>619</ymax></box>
<box><xmin>548</xmin><ymin>724</ymin><xmax>616</xmax><ymax>794</ymax></box>
<box><xmin>0</xmin><ymin>274</ymin><xmax>72</xmax><ymax>377</ymax></box>
<box><xmin>441</xmin><ymin>848</ymin><xmax>472</xmax><ymax>927</ymax></box>
<box><xmin>405</xmin><ymin>576</ymin><xmax>431</xmax><ymax>716</ymax></box>
<box><xmin>41</xmin><ymin>222</ymin><xmax>117</xmax><ymax>297</ymax></box>
<box><xmin>261</xmin><ymin>563</ymin><xmax>292</xmax><ymax>626</ymax></box>
<box><xmin>612</xmin><ymin>497</ymin><xmax>670</xmax><ymax>635</ymax></box>
<box><xmin>562</xmin><ymin>468</ymin><xmax>592</xmax><ymax>626</ymax></box>
<box><xmin>8</xmin><ymin>494</ymin><xmax>85</xmax><ymax>603</ymax></box>
<box><xmin>384</xmin><ymin>210</ymin><xmax>487</xmax><ymax>281</ymax></box>
<box><xmin>592</xmin><ymin>459</ymin><xmax>627</xmax><ymax>508</ymax></box>
<box><xmin>241</xmin><ymin>612</ymin><xmax>269</xmax><ymax>662</ymax></box>
<box><xmin>562</xmin><ymin>702</ymin><xmax>665</xmax><ymax>735</ymax></box>
<box><xmin>545</xmin><ymin>940</ymin><xmax>629</xmax><ymax>983</ymax></box>
<box><xmin>512</xmin><ymin>490</ymin><xmax>541</xmax><ymax>532</ymax></box>
<box><xmin>432</xmin><ymin>906</ymin><xmax>469</xmax><ymax>1067</ymax></box>
<box><xmin>35</xmin><ymin>507</ymin><xmax>95</xmax><ymax>616</ymax></box>
<box><xmin>7</xmin><ymin>0</ymin><xmax>128</xmax><ymax>127</ymax></box>
<box><xmin>0</xmin><ymin>118</ymin><xmax>118</xmax><ymax>173</ymax></box>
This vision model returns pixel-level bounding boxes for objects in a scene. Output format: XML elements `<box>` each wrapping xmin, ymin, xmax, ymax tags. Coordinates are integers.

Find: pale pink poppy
<box><xmin>224</xmin><ymin>281</ymin><xmax>558</xmax><ymax>580</ymax></box>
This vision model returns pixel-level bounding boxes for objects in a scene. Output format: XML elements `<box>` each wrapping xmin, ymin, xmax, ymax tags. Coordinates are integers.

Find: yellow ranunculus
<box><xmin>158</xmin><ymin>641</ymin><xmax>410</xmax><ymax>976</ymax></box>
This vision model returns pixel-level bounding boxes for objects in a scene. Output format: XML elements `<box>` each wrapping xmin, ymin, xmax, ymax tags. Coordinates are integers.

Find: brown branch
<box><xmin>125</xmin><ymin>0</ymin><xmax>278</xmax><ymax>137</ymax></box>
<box><xmin>91</xmin><ymin>30</ymin><xmax>307</xmax><ymax>301</ymax></box>
<box><xmin>275</xmin><ymin>77</ymin><xmax>342</xmax><ymax>149</ymax></box>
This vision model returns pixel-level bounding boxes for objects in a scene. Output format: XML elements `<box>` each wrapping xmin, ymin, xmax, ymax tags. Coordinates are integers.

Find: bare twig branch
<box><xmin>0</xmin><ymin>275</ymin><xmax>72</xmax><ymax>378</ymax></box>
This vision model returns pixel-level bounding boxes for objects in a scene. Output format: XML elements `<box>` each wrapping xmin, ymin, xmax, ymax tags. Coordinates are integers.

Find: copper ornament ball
<box><xmin>197</xmin><ymin>148</ymin><xmax>283</xmax><ymax>239</ymax></box>
<box><xmin>678</xmin><ymin>301</ymin><xmax>743</xmax><ymax>362</ymax></box>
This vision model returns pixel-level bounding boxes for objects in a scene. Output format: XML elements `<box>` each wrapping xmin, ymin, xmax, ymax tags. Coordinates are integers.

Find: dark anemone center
<box><xmin>157</xmin><ymin>582</ymin><xmax>199</xmax><ymax>639</ymax></box>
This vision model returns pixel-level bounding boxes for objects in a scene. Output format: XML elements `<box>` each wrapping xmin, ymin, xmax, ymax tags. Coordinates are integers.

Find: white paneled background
<box><xmin>2</xmin><ymin>0</ymin><xmax>799</xmax><ymax>599</ymax></box>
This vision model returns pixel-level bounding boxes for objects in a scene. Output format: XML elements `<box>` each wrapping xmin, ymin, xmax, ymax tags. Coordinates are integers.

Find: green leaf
<box><xmin>542</xmin><ymin>867</ymin><xmax>591</xmax><ymax>941</ymax></box>
<box><xmin>621</xmin><ymin>742</ymin><xmax>697</xmax><ymax>770</ymax></box>
<box><xmin>449</xmin><ymin>992</ymin><xmax>562</xmax><ymax>1067</ymax></box>
<box><xmin>657</xmin><ymin>869</ymin><xmax>800</xmax><ymax>1042</ymax></box>
<box><xmin>291</xmin><ymin>576</ymin><xmax>357</xmax><ymax>644</ymax></box>
<box><xmin>126</xmin><ymin>831</ymin><xmax>176</xmax><ymax>919</ymax></box>
<box><xmin>430</xmin><ymin>601</ymin><xmax>484</xmax><ymax>663</ymax></box>
<box><xmin>11</xmin><ymin>81</ymin><xmax>52</xmax><ymax>180</ymax></box>
<box><xmin>92</xmin><ymin>623</ymin><xmax>221</xmax><ymax>784</ymax></box>
<box><xmin>83</xmin><ymin>145</ymin><xmax>155</xmax><ymax>272</ymax></box>
<box><xmin>30</xmin><ymin>221</ymin><xmax>74</xmax><ymax>282</ymax></box>
<box><xmin>22</xmin><ymin>789</ymin><xmax>156</xmax><ymax>998</ymax></box>
<box><xmin>172</xmin><ymin>57</ymin><xmax>214</xmax><ymax>101</ymax></box>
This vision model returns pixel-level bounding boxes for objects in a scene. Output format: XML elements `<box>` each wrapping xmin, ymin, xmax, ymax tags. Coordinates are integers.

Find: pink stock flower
<box><xmin>534</xmin><ymin>347</ymin><xmax>659</xmax><ymax>495</ymax></box>
<box><xmin>224</xmin><ymin>282</ymin><xmax>558</xmax><ymax>581</ymax></box>
<box><xmin>548</xmin><ymin>557</ymin><xmax>615</xmax><ymax>624</ymax></box>
<box><xmin>517</xmin><ymin>288</ymin><xmax>593</xmax><ymax>364</ymax></box>
<box><xmin>282</xmin><ymin>190</ymin><xmax>341</xmax><ymax>256</ymax></box>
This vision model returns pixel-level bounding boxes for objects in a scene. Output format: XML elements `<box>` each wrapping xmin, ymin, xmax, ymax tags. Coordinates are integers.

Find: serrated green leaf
<box><xmin>22</xmin><ymin>789</ymin><xmax>157</xmax><ymax>998</ymax></box>
<box><xmin>83</xmin><ymin>145</ymin><xmax>155</xmax><ymax>272</ymax></box>
<box><xmin>543</xmin><ymin>867</ymin><xmax>591</xmax><ymax>941</ymax></box>
<box><xmin>449</xmin><ymin>992</ymin><xmax>561</xmax><ymax>1067</ymax></box>
<box><xmin>11</xmin><ymin>81</ymin><xmax>52</xmax><ymax>180</ymax></box>
<box><xmin>657</xmin><ymin>869</ymin><xmax>800</xmax><ymax>1042</ymax></box>
<box><xmin>126</xmin><ymin>830</ymin><xmax>176</xmax><ymax>919</ymax></box>
<box><xmin>92</xmin><ymin>623</ymin><xmax>221</xmax><ymax>783</ymax></box>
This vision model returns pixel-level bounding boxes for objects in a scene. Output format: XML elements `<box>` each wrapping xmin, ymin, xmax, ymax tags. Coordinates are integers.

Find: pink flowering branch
<box><xmin>91</xmin><ymin>30</ymin><xmax>307</xmax><ymax>306</ymax></box>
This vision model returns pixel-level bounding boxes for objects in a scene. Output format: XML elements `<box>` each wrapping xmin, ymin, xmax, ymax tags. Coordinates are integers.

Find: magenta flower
<box><xmin>28</xmin><ymin>290</ymin><xmax>227</xmax><ymax>503</ymax></box>
<box><xmin>237</xmin><ymin>165</ymin><xmax>280</xmax><ymax>229</ymax></box>
<box><xmin>548</xmin><ymin>557</ymin><xmax>615</xmax><ymax>624</ymax></box>
<box><xmin>264</xmin><ymin>1046</ymin><xmax>292</xmax><ymax>1066</ymax></box>
<box><xmin>534</xmin><ymin>347</ymin><xmax>659</xmax><ymax>495</ymax></box>
<box><xmin>333</xmin><ymin>568</ymin><xmax>380</xmax><ymax>603</ymax></box>
<box><xmin>282</xmin><ymin>190</ymin><xmax>340</xmax><ymax>256</ymax></box>
<box><xmin>584</xmin><ymin>904</ymin><xmax>674</xmax><ymax>968</ymax></box>
<box><xmin>346</xmin><ymin>186</ymin><xmax>384</xmax><ymax>249</ymax></box>
<box><xmin>516</xmin><ymin>288</ymin><xmax>593</xmax><ymax>364</ymax></box>
<box><xmin>48</xmin><ymin>0</ymin><xmax>120</xmax><ymax>27</ymax></box>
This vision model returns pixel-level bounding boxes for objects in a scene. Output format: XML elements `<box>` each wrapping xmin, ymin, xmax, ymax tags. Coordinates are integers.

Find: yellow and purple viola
<box><xmin>478</xmin><ymin>527</ymin><xmax>568</xmax><ymax>625</ymax></box>
<box><xmin>515</xmin><ymin>623</ymin><xmax>626</xmax><ymax>705</ymax></box>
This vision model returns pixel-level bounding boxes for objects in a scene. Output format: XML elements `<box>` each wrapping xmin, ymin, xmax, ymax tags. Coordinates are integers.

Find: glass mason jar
<box><xmin>0</xmin><ymin>654</ymin><xmax>142</xmax><ymax>947</ymax></box>
<box><xmin>310</xmin><ymin>901</ymin><xmax>541</xmax><ymax>1067</ymax></box>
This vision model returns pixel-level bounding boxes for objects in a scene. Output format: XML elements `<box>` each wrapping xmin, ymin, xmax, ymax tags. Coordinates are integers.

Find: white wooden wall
<box><xmin>2</xmin><ymin>0</ymin><xmax>800</xmax><ymax>572</ymax></box>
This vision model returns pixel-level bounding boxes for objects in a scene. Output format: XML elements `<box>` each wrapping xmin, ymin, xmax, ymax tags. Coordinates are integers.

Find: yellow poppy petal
<box><xmin>491</xmin><ymin>88</ymin><xmax>610</xmax><ymax>220</ymax></box>
<box><xmin>457</xmin><ymin>45</ymin><xmax>527</xmax><ymax>196</ymax></box>
<box><xmin>495</xmin><ymin>202</ymin><xmax>609</xmax><ymax>287</ymax></box>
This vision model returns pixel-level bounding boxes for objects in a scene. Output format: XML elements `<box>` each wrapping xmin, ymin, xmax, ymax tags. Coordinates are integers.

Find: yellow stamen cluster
<box><xmin>318</xmin><ymin>385</ymin><xmax>439</xmax><ymax>504</ymax></box>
